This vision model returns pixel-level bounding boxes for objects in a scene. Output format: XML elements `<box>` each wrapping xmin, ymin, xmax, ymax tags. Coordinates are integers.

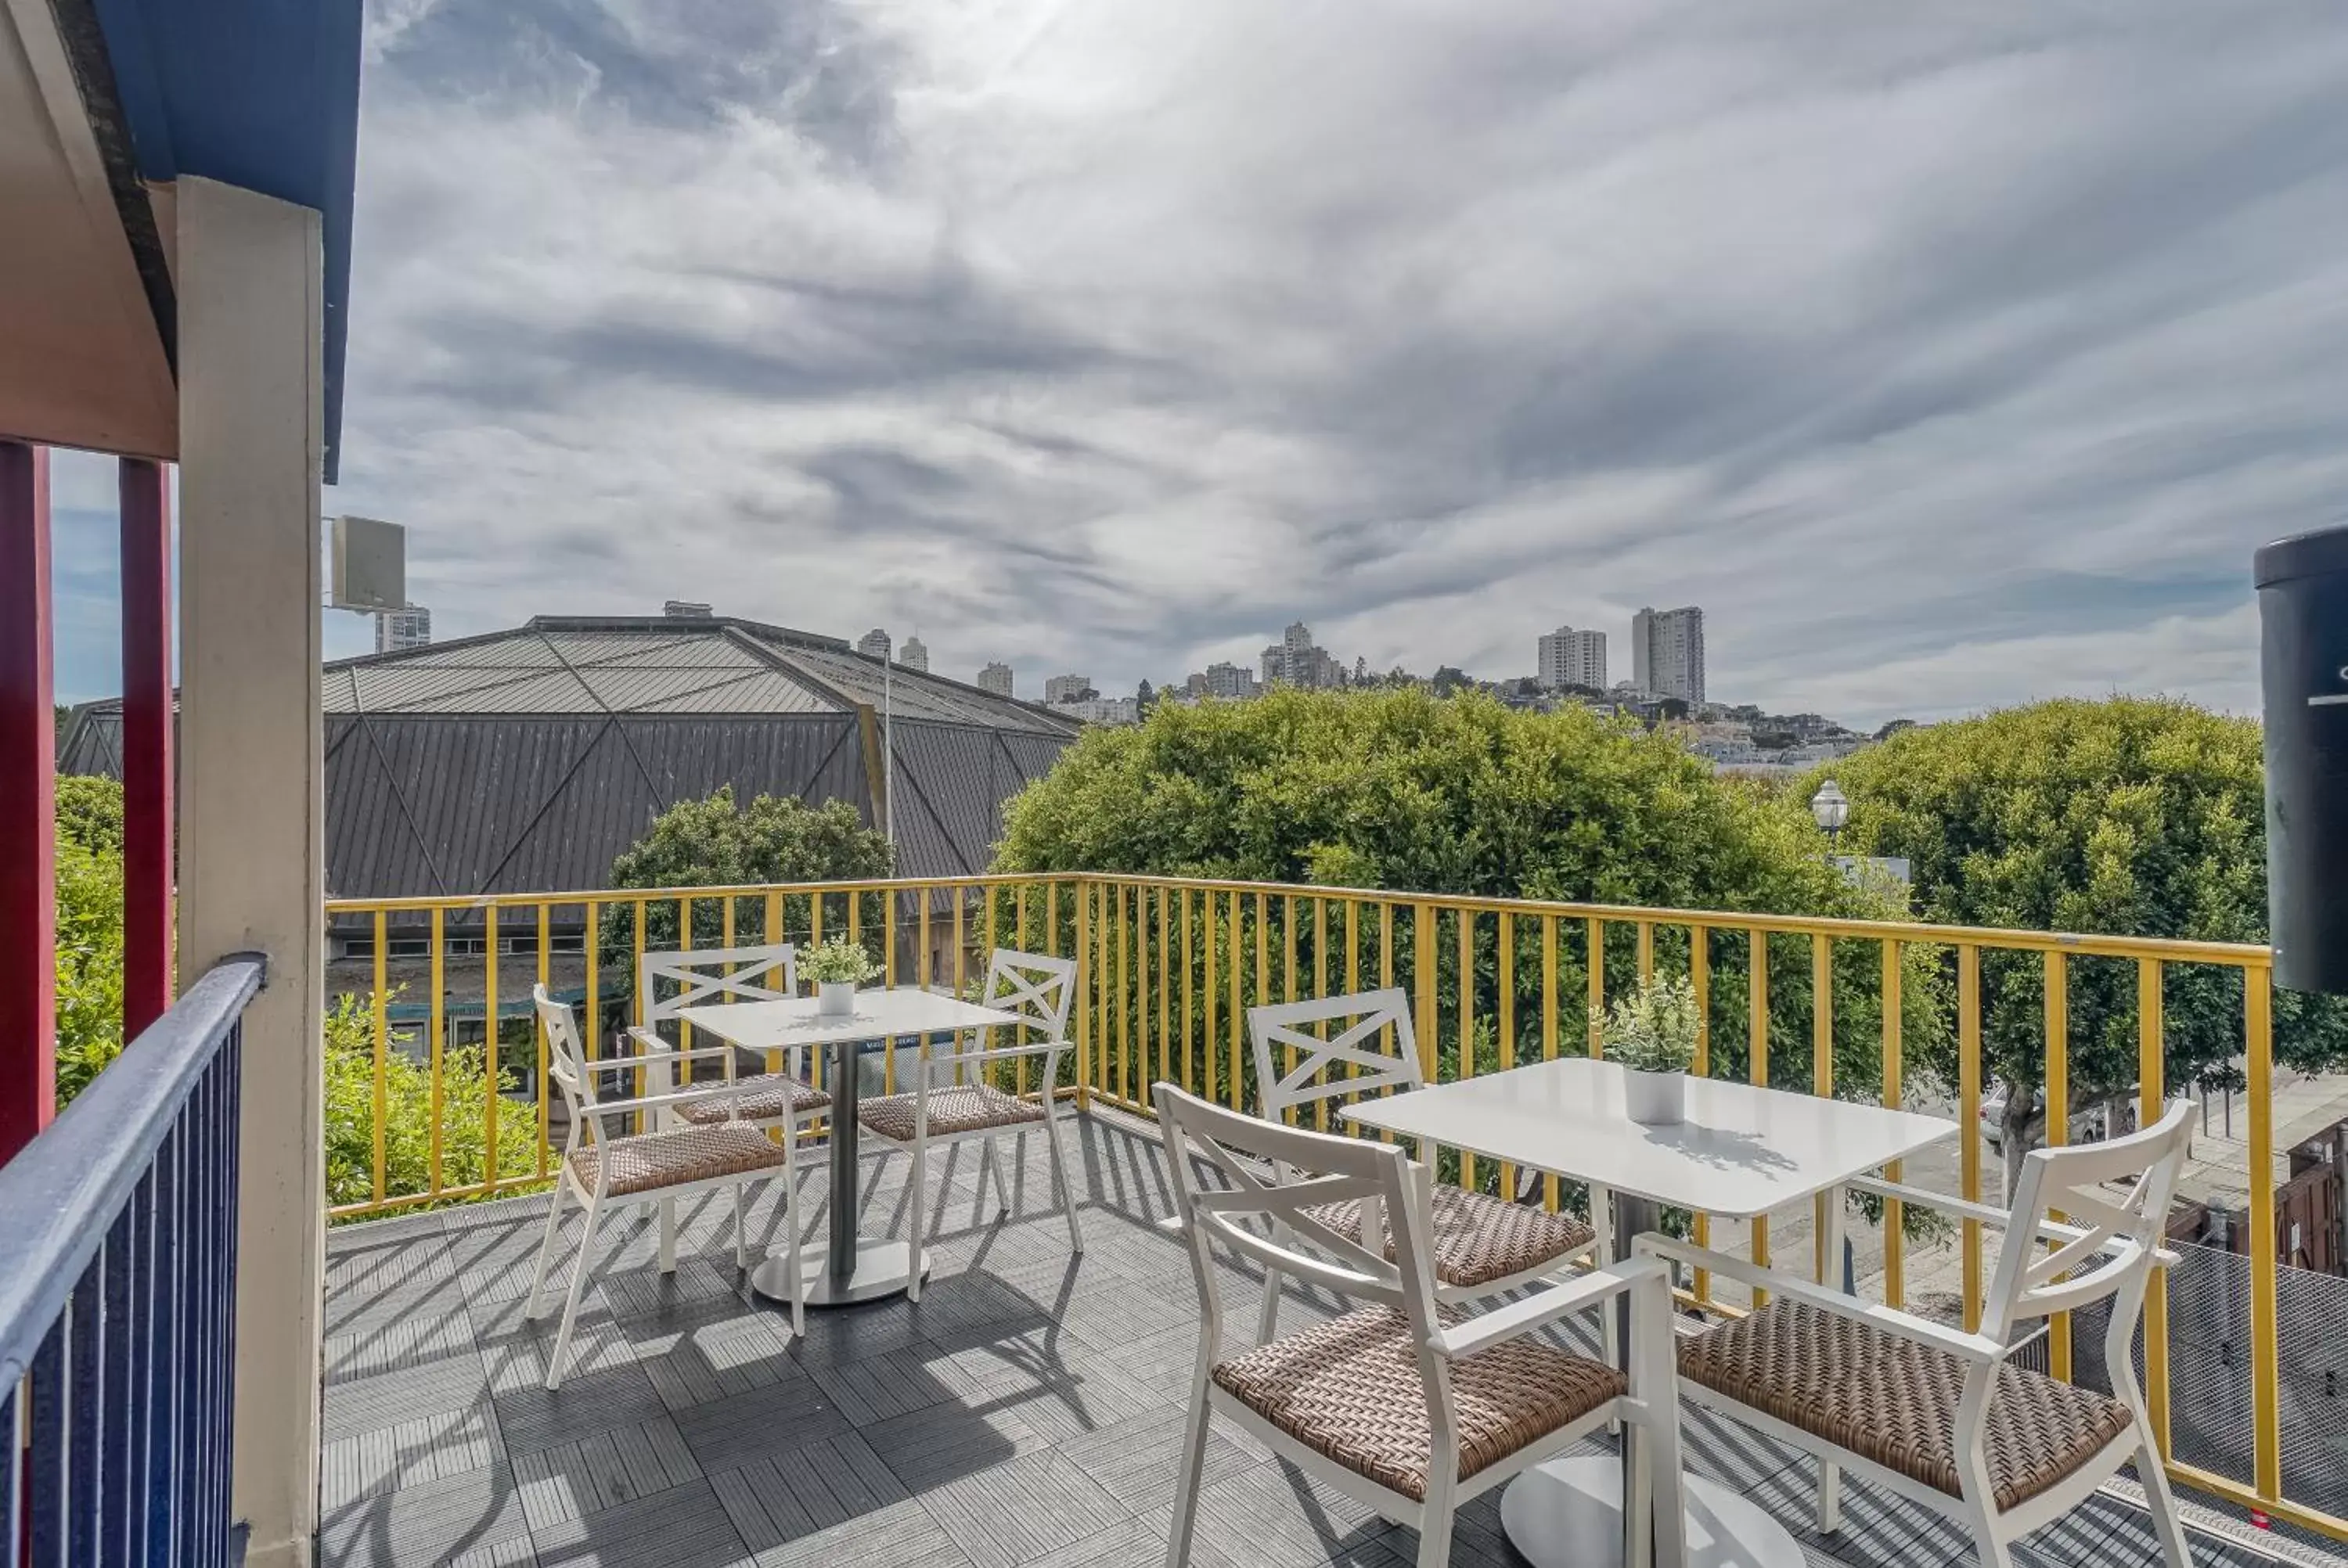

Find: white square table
<box><xmin>677</xmin><ymin>988</ymin><xmax>1021</xmax><ymax>1307</ymax></box>
<box><xmin>1346</xmin><ymin>1056</ymin><xmax>1956</xmax><ymax>1568</ymax></box>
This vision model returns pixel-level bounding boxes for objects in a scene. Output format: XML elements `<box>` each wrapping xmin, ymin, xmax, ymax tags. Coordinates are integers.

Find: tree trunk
<box><xmin>1999</xmin><ymin>1077</ymin><xmax>2037</xmax><ymax>1207</ymax></box>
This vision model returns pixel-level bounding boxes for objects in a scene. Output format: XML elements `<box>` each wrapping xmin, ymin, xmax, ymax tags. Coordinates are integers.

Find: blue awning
<box><xmin>87</xmin><ymin>0</ymin><xmax>364</xmax><ymax>480</ymax></box>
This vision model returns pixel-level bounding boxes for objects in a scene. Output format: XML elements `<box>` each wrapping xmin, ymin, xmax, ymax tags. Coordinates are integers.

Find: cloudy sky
<box><xmin>48</xmin><ymin>1</ymin><xmax>2348</xmax><ymax>724</ymax></box>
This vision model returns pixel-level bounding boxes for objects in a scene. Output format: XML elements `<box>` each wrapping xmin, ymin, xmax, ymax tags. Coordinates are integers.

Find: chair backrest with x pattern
<box><xmin>1983</xmin><ymin>1099</ymin><xmax>2194</xmax><ymax>1340</ymax></box>
<box><xmin>1157</xmin><ymin>1083</ymin><xmax>1439</xmax><ymax>1325</ymax></box>
<box><xmin>639</xmin><ymin>944</ymin><xmax>798</xmax><ymax>1023</ymax></box>
<box><xmin>1248</xmin><ymin>988</ymin><xmax>1423</xmax><ymax>1126</ymax></box>
<box><xmin>973</xmin><ymin>948</ymin><xmax>1076</xmax><ymax>1057</ymax></box>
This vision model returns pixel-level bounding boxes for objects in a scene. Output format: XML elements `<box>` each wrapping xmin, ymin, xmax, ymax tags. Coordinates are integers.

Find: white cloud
<box><xmin>293</xmin><ymin>0</ymin><xmax>2348</xmax><ymax>724</ymax></box>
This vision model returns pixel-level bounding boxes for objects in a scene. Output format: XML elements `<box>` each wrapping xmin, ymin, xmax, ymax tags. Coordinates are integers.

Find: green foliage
<box><xmin>610</xmin><ymin>786</ymin><xmax>894</xmax><ymax>894</ymax></box>
<box><xmin>999</xmin><ymin>687</ymin><xmax>1860</xmax><ymax>912</ymax></box>
<box><xmin>1813</xmin><ymin>696</ymin><xmax>2348</xmax><ymax>1106</ymax></box>
<box><xmin>601</xmin><ymin>786</ymin><xmax>895</xmax><ymax>995</ymax></box>
<box><xmin>55</xmin><ymin>775</ymin><xmax>124</xmax><ymax>854</ymax></box>
<box><xmin>53</xmin><ymin>775</ymin><xmax>128</xmax><ymax>1105</ymax></box>
<box><xmin>53</xmin><ymin>831</ymin><xmax>125</xmax><ymax>1104</ymax></box>
<box><xmin>802</xmin><ymin>934</ymin><xmax>884</xmax><ymax>985</ymax></box>
<box><xmin>1595</xmin><ymin>974</ymin><xmax>1702</xmax><ymax>1075</ymax></box>
<box><xmin>322</xmin><ymin>992</ymin><xmax>538</xmax><ymax>1214</ymax></box>
<box><xmin>999</xmin><ymin>688</ymin><xmax>1943</xmax><ymax>1131</ymax></box>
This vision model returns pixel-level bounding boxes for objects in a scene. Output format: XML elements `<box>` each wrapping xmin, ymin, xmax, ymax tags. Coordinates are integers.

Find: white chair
<box><xmin>1642</xmin><ymin>1100</ymin><xmax>2197</xmax><ymax>1568</ymax></box>
<box><xmin>525</xmin><ymin>986</ymin><xmax>794</xmax><ymax>1390</ymax></box>
<box><xmin>1154</xmin><ymin>1084</ymin><xmax>1687</xmax><ymax>1568</ymax></box>
<box><xmin>1248</xmin><ymin>988</ymin><xmax>1601</xmax><ymax>1346</ymax></box>
<box><xmin>639</xmin><ymin>942</ymin><xmax>801</xmax><ymax>1077</ymax></box>
<box><xmin>638</xmin><ymin>944</ymin><xmax>830</xmax><ymax>1332</ymax></box>
<box><xmin>855</xmin><ymin>948</ymin><xmax>1084</xmax><ymax>1300</ymax></box>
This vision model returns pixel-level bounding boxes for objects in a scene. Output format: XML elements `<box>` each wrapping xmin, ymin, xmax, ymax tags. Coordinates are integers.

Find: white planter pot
<box><xmin>1623</xmin><ymin>1067</ymin><xmax>1685</xmax><ymax>1127</ymax></box>
<box><xmin>817</xmin><ymin>980</ymin><xmax>856</xmax><ymax>1017</ymax></box>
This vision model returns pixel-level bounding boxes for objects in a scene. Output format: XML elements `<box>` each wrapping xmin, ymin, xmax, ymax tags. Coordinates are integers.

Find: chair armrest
<box><xmin>1846</xmin><ymin>1174</ymin><xmax>2013</xmax><ymax>1229</ymax></box>
<box><xmin>614</xmin><ymin>1027</ymin><xmax>740</xmax><ymax>1065</ymax></box>
<box><xmin>589</xmin><ymin>1083</ymin><xmax>758</xmax><ymax>1118</ymax></box>
<box><xmin>1430</xmin><ymin>1258</ymin><xmax>1664</xmax><ymax>1361</ymax></box>
<box><xmin>1846</xmin><ymin>1175</ymin><xmax>2181</xmax><ymax>1268</ymax></box>
<box><xmin>1634</xmin><ymin>1235</ymin><xmax>2013</xmax><ymax>1365</ymax></box>
<box><xmin>927</xmin><ymin>1038</ymin><xmax>1064</xmax><ymax>1070</ymax></box>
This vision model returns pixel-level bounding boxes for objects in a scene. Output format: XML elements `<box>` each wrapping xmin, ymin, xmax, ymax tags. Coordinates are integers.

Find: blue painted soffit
<box><xmin>88</xmin><ymin>0</ymin><xmax>364</xmax><ymax>483</ymax></box>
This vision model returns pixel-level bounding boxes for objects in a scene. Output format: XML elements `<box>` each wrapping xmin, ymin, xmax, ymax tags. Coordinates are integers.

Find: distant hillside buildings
<box><xmin>977</xmin><ymin>661</ymin><xmax>1014</xmax><ymax>699</ymax></box>
<box><xmin>1260</xmin><ymin>621</ymin><xmax>1348</xmax><ymax>690</ymax></box>
<box><xmin>1056</xmin><ymin>695</ymin><xmax>1140</xmax><ymax>725</ymax></box>
<box><xmin>1043</xmin><ymin>674</ymin><xmax>1096</xmax><ymax>706</ymax></box>
<box><xmin>1201</xmin><ymin>660</ymin><xmax>1259</xmax><ymax>699</ymax></box>
<box><xmin>898</xmin><ymin>635</ymin><xmax>928</xmax><ymax>673</ymax></box>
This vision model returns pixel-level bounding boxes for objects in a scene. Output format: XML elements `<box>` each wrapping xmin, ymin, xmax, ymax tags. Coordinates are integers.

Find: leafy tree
<box><xmin>54</xmin><ymin>829</ymin><xmax>126</xmax><ymax>1104</ymax></box>
<box><xmin>600</xmin><ymin>787</ymin><xmax>895</xmax><ymax>1000</ymax></box>
<box><xmin>51</xmin><ymin>776</ymin><xmax>128</xmax><ymax>1105</ymax></box>
<box><xmin>322</xmin><ymin>991</ymin><xmax>537</xmax><ymax>1214</ymax></box>
<box><xmin>1813</xmin><ymin>697</ymin><xmax>2348</xmax><ymax>1190</ymax></box>
<box><xmin>996</xmin><ymin>687</ymin><xmax>1939</xmax><ymax>1138</ymax></box>
<box><xmin>56</xmin><ymin>774</ymin><xmax>124</xmax><ymax>854</ymax></box>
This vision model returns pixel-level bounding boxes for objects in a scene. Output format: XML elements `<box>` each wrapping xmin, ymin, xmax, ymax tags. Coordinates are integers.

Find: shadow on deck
<box><xmin>318</xmin><ymin>1109</ymin><xmax>2296</xmax><ymax>1567</ymax></box>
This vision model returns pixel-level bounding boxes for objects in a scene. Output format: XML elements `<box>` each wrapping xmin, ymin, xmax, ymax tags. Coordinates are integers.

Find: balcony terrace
<box><xmin>291</xmin><ymin>872</ymin><xmax>2345</xmax><ymax>1568</ymax></box>
<box><xmin>5</xmin><ymin>2</ymin><xmax>2336</xmax><ymax>1564</ymax></box>
<box><xmin>319</xmin><ymin>1106</ymin><xmax>2293</xmax><ymax>1568</ymax></box>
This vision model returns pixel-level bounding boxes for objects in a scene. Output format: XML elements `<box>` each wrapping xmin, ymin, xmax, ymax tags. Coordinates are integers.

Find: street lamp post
<box><xmin>1811</xmin><ymin>778</ymin><xmax>1849</xmax><ymax>853</ymax></box>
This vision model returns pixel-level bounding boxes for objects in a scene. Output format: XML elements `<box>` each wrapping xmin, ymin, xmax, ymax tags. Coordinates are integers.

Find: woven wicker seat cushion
<box><xmin>567</xmin><ymin>1124</ymin><xmax>787</xmax><ymax>1196</ymax></box>
<box><xmin>858</xmin><ymin>1084</ymin><xmax>1043</xmax><ymax>1142</ymax></box>
<box><xmin>674</xmin><ymin>1074</ymin><xmax>830</xmax><ymax>1124</ymax></box>
<box><xmin>1210</xmin><ymin>1306</ymin><xmax>1624</xmax><ymax>1501</ymax></box>
<box><xmin>1678</xmin><ymin>1297</ymin><xmax>2134</xmax><ymax>1512</ymax></box>
<box><xmin>1300</xmin><ymin>1186</ymin><xmax>1594</xmax><ymax>1291</ymax></box>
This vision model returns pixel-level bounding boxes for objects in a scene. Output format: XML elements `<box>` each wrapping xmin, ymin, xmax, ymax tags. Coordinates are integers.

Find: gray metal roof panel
<box><xmin>378</xmin><ymin>640</ymin><xmax>566</xmax><ymax>670</ymax></box>
<box><xmin>579</xmin><ymin>636</ymin><xmax>769</xmax><ymax>671</ymax></box>
<box><xmin>400</xmin><ymin>669</ymin><xmax>599</xmax><ymax>714</ymax></box>
<box><xmin>623</xmin><ymin>670</ymin><xmax>834</xmax><ymax>714</ymax></box>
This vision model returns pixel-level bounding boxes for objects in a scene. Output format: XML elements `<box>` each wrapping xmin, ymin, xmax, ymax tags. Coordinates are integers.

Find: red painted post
<box><xmin>0</xmin><ymin>440</ymin><xmax>56</xmax><ymax>1163</ymax></box>
<box><xmin>121</xmin><ymin>458</ymin><xmax>175</xmax><ymax>1036</ymax></box>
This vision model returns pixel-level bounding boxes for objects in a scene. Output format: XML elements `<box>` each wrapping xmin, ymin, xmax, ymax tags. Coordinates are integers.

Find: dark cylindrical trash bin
<box><xmin>2256</xmin><ymin>522</ymin><xmax>2348</xmax><ymax>994</ymax></box>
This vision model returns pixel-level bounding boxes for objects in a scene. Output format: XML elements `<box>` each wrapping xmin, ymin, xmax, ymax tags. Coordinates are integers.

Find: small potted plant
<box><xmin>1593</xmin><ymin>973</ymin><xmax>1702</xmax><ymax>1126</ymax></box>
<box><xmin>802</xmin><ymin>936</ymin><xmax>883</xmax><ymax>1016</ymax></box>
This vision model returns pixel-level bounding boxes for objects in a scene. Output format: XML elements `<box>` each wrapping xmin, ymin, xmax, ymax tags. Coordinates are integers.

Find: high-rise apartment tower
<box><xmin>1536</xmin><ymin>626</ymin><xmax>1607</xmax><ymax>691</ymax></box>
<box><xmin>1630</xmin><ymin>606</ymin><xmax>1705</xmax><ymax>704</ymax></box>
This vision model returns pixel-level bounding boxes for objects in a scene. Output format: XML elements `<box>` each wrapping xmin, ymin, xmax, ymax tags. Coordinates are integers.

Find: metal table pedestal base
<box><xmin>1500</xmin><ymin>1456</ymin><xmax>1806</xmax><ymax>1568</ymax></box>
<box><xmin>750</xmin><ymin>1239</ymin><xmax>927</xmax><ymax>1309</ymax></box>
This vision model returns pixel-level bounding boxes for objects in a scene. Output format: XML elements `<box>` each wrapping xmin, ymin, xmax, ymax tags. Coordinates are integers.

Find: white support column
<box><xmin>176</xmin><ymin>174</ymin><xmax>326</xmax><ymax>1568</ymax></box>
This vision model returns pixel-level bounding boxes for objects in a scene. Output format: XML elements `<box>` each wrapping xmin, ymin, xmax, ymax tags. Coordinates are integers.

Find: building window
<box><xmin>339</xmin><ymin>933</ymin><xmax>579</xmax><ymax>960</ymax></box>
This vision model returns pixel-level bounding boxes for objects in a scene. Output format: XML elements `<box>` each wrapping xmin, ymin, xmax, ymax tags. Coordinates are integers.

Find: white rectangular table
<box><xmin>677</xmin><ymin>989</ymin><xmax>1021</xmax><ymax>1307</ymax></box>
<box><xmin>1346</xmin><ymin>1056</ymin><xmax>1956</xmax><ymax>1568</ymax></box>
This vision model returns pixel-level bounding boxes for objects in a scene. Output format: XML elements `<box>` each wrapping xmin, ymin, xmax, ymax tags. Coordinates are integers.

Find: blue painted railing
<box><xmin>0</xmin><ymin>955</ymin><xmax>265</xmax><ymax>1568</ymax></box>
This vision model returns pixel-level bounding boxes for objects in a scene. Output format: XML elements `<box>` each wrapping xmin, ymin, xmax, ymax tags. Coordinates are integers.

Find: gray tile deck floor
<box><xmin>320</xmin><ymin>1109</ymin><xmax>2299</xmax><ymax>1568</ymax></box>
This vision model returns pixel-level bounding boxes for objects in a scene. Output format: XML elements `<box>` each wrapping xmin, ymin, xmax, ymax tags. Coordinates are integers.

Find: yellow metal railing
<box><xmin>325</xmin><ymin>872</ymin><xmax>2311</xmax><ymax>1541</ymax></box>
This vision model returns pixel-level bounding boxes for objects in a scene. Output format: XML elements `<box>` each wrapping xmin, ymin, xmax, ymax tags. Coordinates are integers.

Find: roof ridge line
<box><xmin>719</xmin><ymin>624</ymin><xmax>861</xmax><ymax>715</ymax></box>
